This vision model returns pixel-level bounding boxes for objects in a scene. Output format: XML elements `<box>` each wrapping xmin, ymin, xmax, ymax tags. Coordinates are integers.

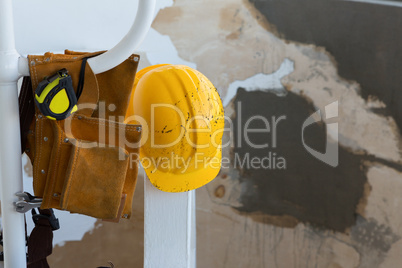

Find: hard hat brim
<box><xmin>144</xmin><ymin>148</ymin><xmax>222</xmax><ymax>193</ymax></box>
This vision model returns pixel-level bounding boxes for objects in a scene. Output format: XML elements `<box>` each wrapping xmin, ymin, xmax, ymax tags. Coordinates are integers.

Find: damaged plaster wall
<box><xmin>153</xmin><ymin>0</ymin><xmax>402</xmax><ymax>267</ymax></box>
<box><xmin>14</xmin><ymin>0</ymin><xmax>402</xmax><ymax>267</ymax></box>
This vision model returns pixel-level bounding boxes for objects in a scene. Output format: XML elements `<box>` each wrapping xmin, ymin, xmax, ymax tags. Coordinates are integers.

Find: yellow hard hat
<box><xmin>126</xmin><ymin>64</ymin><xmax>224</xmax><ymax>192</ymax></box>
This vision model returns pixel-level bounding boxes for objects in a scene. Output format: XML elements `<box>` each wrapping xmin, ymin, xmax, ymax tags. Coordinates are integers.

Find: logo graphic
<box><xmin>302</xmin><ymin>101</ymin><xmax>339</xmax><ymax>167</ymax></box>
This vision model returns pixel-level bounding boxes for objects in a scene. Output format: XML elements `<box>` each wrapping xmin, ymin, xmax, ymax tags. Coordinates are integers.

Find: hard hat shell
<box><xmin>126</xmin><ymin>64</ymin><xmax>224</xmax><ymax>192</ymax></box>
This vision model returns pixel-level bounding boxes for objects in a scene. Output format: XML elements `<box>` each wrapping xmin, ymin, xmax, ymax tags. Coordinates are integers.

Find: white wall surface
<box><xmin>13</xmin><ymin>0</ymin><xmax>194</xmax><ymax>66</ymax></box>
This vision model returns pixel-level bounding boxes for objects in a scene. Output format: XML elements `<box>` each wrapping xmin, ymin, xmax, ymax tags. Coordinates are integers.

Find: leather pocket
<box><xmin>60</xmin><ymin>140</ymin><xmax>129</xmax><ymax>219</ymax></box>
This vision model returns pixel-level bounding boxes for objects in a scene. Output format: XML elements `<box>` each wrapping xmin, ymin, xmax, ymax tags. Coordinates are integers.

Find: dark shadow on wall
<box><xmin>248</xmin><ymin>0</ymin><xmax>402</xmax><ymax>133</ymax></box>
<box><xmin>232</xmin><ymin>88</ymin><xmax>402</xmax><ymax>232</ymax></box>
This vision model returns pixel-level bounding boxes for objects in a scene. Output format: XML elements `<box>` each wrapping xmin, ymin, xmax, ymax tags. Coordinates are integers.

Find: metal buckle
<box><xmin>32</xmin><ymin>208</ymin><xmax>60</xmax><ymax>231</ymax></box>
<box><xmin>14</xmin><ymin>192</ymin><xmax>42</xmax><ymax>213</ymax></box>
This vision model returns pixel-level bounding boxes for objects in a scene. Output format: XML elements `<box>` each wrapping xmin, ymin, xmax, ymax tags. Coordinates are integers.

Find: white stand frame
<box><xmin>0</xmin><ymin>0</ymin><xmax>196</xmax><ymax>267</ymax></box>
<box><xmin>0</xmin><ymin>0</ymin><xmax>30</xmax><ymax>266</ymax></box>
<box><xmin>144</xmin><ymin>178</ymin><xmax>196</xmax><ymax>268</ymax></box>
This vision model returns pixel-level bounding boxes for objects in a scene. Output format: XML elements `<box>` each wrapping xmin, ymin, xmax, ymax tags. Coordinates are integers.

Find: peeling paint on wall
<box><xmin>223</xmin><ymin>58</ymin><xmax>293</xmax><ymax>106</ymax></box>
<box><xmin>248</xmin><ymin>0</ymin><xmax>402</xmax><ymax>134</ymax></box>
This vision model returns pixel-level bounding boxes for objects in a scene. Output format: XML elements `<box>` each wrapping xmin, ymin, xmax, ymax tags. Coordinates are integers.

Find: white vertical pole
<box><xmin>0</xmin><ymin>0</ymin><xmax>27</xmax><ymax>267</ymax></box>
<box><xmin>144</xmin><ymin>177</ymin><xmax>196</xmax><ymax>268</ymax></box>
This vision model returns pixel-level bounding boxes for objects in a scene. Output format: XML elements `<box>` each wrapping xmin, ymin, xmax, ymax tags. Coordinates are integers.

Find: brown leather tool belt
<box><xmin>20</xmin><ymin>50</ymin><xmax>141</xmax><ymax>220</ymax></box>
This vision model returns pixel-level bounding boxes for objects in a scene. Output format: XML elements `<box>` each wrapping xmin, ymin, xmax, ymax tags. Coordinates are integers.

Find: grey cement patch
<box><xmin>349</xmin><ymin>216</ymin><xmax>400</xmax><ymax>267</ymax></box>
<box><xmin>249</xmin><ymin>0</ymin><xmax>402</xmax><ymax>133</ymax></box>
<box><xmin>231</xmin><ymin>89</ymin><xmax>402</xmax><ymax>232</ymax></box>
<box><xmin>351</xmin><ymin>216</ymin><xmax>399</xmax><ymax>253</ymax></box>
<box><xmin>301</xmin><ymin>216</ymin><xmax>400</xmax><ymax>268</ymax></box>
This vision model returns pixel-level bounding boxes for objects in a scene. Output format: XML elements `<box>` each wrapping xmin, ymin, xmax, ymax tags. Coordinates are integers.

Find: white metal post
<box><xmin>0</xmin><ymin>0</ymin><xmax>28</xmax><ymax>266</ymax></box>
<box><xmin>144</xmin><ymin>177</ymin><xmax>196</xmax><ymax>268</ymax></box>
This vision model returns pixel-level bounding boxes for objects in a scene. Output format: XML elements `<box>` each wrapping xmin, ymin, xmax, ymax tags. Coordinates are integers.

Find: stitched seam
<box><xmin>75</xmin><ymin>122</ymin><xmax>139</xmax><ymax>132</ymax></box>
<box><xmin>33</xmin><ymin>54</ymin><xmax>101</xmax><ymax>66</ymax></box>
<box><xmin>34</xmin><ymin>118</ymin><xmax>43</xmax><ymax>190</ymax></box>
<box><xmin>72</xmin><ymin>117</ymin><xmax>141</xmax><ymax>132</ymax></box>
<box><xmin>32</xmin><ymin>60</ymin><xmax>38</xmax><ymax>90</ymax></box>
<box><xmin>73</xmin><ymin>116</ymin><xmax>139</xmax><ymax>127</ymax></box>
<box><xmin>33</xmin><ymin>119</ymin><xmax>39</xmax><ymax>190</ymax></box>
<box><xmin>47</xmin><ymin>125</ymin><xmax>63</xmax><ymax>207</ymax></box>
<box><xmin>33</xmin><ymin>63</ymin><xmax>43</xmax><ymax>194</ymax></box>
<box><xmin>73</xmin><ymin>122</ymin><xmax>140</xmax><ymax>132</ymax></box>
<box><xmin>64</xmin><ymin>142</ymin><xmax>80</xmax><ymax>209</ymax></box>
<box><xmin>73</xmin><ymin>122</ymin><xmax>141</xmax><ymax>131</ymax></box>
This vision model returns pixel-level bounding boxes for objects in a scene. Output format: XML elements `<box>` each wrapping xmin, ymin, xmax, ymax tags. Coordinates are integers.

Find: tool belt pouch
<box><xmin>25</xmin><ymin>50</ymin><xmax>141</xmax><ymax>220</ymax></box>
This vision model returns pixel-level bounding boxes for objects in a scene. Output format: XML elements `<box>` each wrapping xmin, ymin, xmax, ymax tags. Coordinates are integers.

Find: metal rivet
<box><xmin>38</xmin><ymin>115</ymin><xmax>43</xmax><ymax>119</ymax></box>
<box><xmin>77</xmin><ymin>115</ymin><xmax>82</xmax><ymax>120</ymax></box>
<box><xmin>43</xmin><ymin>137</ymin><xmax>48</xmax><ymax>142</ymax></box>
<box><xmin>25</xmin><ymin>148</ymin><xmax>30</xmax><ymax>153</ymax></box>
<box><xmin>64</xmin><ymin>138</ymin><xmax>69</xmax><ymax>143</ymax></box>
<box><xmin>30</xmin><ymin>60</ymin><xmax>35</xmax><ymax>66</ymax></box>
<box><xmin>123</xmin><ymin>214</ymin><xmax>129</xmax><ymax>219</ymax></box>
<box><xmin>108</xmin><ymin>104</ymin><xmax>116</xmax><ymax>112</ymax></box>
<box><xmin>53</xmin><ymin>193</ymin><xmax>58</xmax><ymax>198</ymax></box>
<box><xmin>136</xmin><ymin>127</ymin><xmax>142</xmax><ymax>132</ymax></box>
<box><xmin>41</xmin><ymin>170</ymin><xmax>45</xmax><ymax>174</ymax></box>
<box><xmin>133</xmin><ymin>57</ymin><xmax>139</xmax><ymax>62</ymax></box>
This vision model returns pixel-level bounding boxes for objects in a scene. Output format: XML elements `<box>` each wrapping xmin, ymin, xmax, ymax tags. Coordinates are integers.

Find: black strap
<box><xmin>19</xmin><ymin>77</ymin><xmax>35</xmax><ymax>154</ymax></box>
<box><xmin>97</xmin><ymin>262</ymin><xmax>115</xmax><ymax>268</ymax></box>
<box><xmin>76</xmin><ymin>57</ymin><xmax>88</xmax><ymax>100</ymax></box>
<box><xmin>27</xmin><ymin>209</ymin><xmax>59</xmax><ymax>268</ymax></box>
<box><xmin>76</xmin><ymin>52</ymin><xmax>104</xmax><ymax>100</ymax></box>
